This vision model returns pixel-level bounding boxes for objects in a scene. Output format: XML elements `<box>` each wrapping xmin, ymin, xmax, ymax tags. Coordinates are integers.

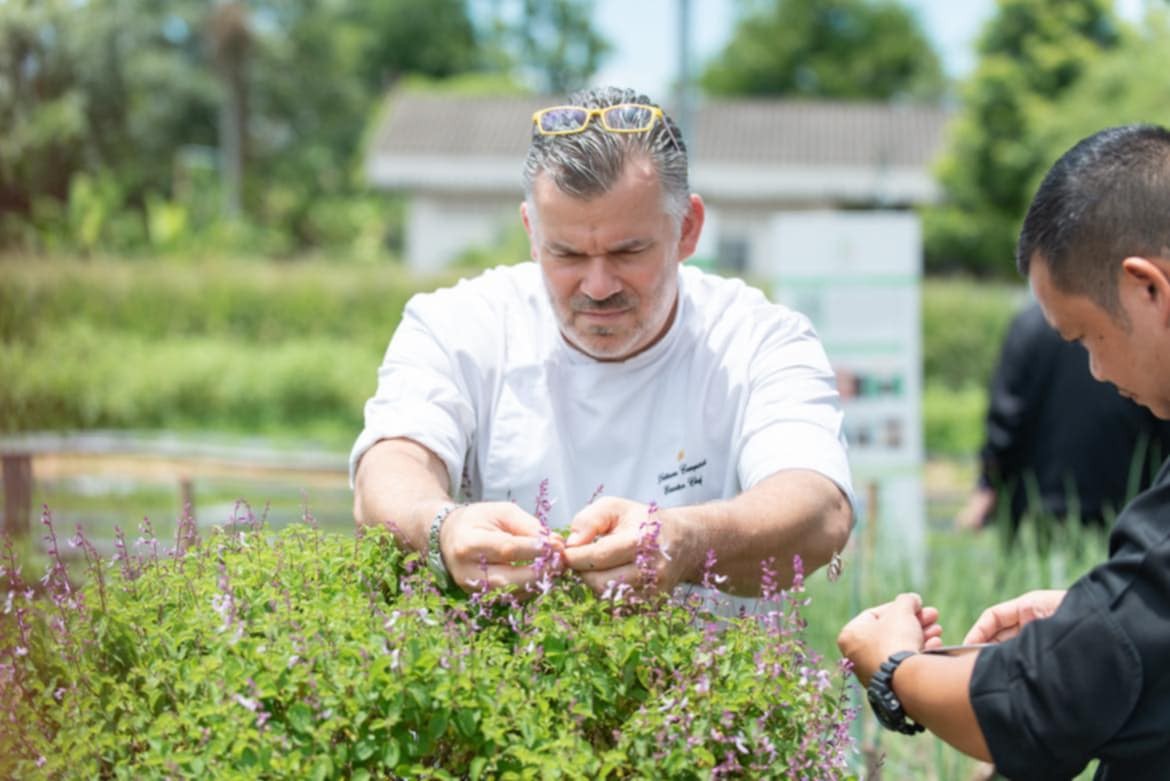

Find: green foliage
<box><xmin>0</xmin><ymin>327</ymin><xmax>371</xmax><ymax>446</ymax></box>
<box><xmin>354</xmin><ymin>0</ymin><xmax>480</xmax><ymax>85</ymax></box>
<box><xmin>0</xmin><ymin>0</ymin><xmax>219</xmax><ymax>229</ymax></box>
<box><xmin>922</xmin><ymin>384</ymin><xmax>988</xmax><ymax>457</ymax></box>
<box><xmin>451</xmin><ymin>223</ymin><xmax>532</xmax><ymax>272</ymax></box>
<box><xmin>924</xmin><ymin>0</ymin><xmax>1124</xmax><ymax>276</ymax></box>
<box><xmin>512</xmin><ymin>0</ymin><xmax>612</xmax><ymax>94</ymax></box>
<box><xmin>921</xmin><ymin>278</ymin><xmax>1024</xmax><ymax>391</ymax></box>
<box><xmin>1032</xmin><ymin>8</ymin><xmax>1170</xmax><ymax>175</ymax></box>
<box><xmin>919</xmin><ymin>278</ymin><xmax>1022</xmax><ymax>456</ymax></box>
<box><xmin>1</xmin><ymin>513</ymin><xmax>856</xmax><ymax>778</ymax></box>
<box><xmin>2</xmin><ymin>0</ymin><xmax>593</xmax><ymax>258</ymax></box>
<box><xmin>0</xmin><ymin>256</ymin><xmax>454</xmax><ymax>447</ymax></box>
<box><xmin>700</xmin><ymin>0</ymin><xmax>944</xmax><ymax>101</ymax></box>
<box><xmin>0</xmin><ymin>257</ymin><xmax>425</xmax><ymax>347</ymax></box>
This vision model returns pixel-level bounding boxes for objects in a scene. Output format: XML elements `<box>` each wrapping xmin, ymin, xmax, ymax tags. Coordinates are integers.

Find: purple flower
<box><xmin>587</xmin><ymin>483</ymin><xmax>605</xmax><ymax>504</ymax></box>
<box><xmin>634</xmin><ymin>503</ymin><xmax>663</xmax><ymax>593</ymax></box>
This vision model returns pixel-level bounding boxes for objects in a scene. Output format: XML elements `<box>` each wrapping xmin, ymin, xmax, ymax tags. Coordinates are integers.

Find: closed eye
<box><xmin>611</xmin><ymin>243</ymin><xmax>652</xmax><ymax>257</ymax></box>
<box><xmin>548</xmin><ymin>247</ymin><xmax>585</xmax><ymax>260</ymax></box>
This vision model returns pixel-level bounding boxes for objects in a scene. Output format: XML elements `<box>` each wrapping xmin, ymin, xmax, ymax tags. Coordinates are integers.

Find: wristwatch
<box><xmin>427</xmin><ymin>503</ymin><xmax>463</xmax><ymax>589</ymax></box>
<box><xmin>867</xmin><ymin>651</ymin><xmax>925</xmax><ymax>735</ymax></box>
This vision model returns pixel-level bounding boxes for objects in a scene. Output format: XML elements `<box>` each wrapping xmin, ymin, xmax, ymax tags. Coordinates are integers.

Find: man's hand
<box><xmin>837</xmin><ymin>593</ymin><xmax>944</xmax><ymax>686</ymax></box>
<box><xmin>438</xmin><ymin>501</ymin><xmax>563</xmax><ymax>593</ymax></box>
<box><xmin>955</xmin><ymin>487</ymin><xmax>995</xmax><ymax>531</ymax></box>
<box><xmin>561</xmin><ymin>497</ymin><xmax>697</xmax><ymax>596</ymax></box>
<box><xmin>963</xmin><ymin>589</ymin><xmax>1066</xmax><ymax>644</ymax></box>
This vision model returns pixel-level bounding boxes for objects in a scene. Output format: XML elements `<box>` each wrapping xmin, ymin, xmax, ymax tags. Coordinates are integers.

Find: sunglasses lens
<box><xmin>538</xmin><ymin>107</ymin><xmax>589</xmax><ymax>133</ymax></box>
<box><xmin>602</xmin><ymin>105</ymin><xmax>656</xmax><ymax>131</ymax></box>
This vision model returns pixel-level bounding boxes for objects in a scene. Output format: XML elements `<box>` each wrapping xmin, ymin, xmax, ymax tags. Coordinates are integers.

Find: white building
<box><xmin>364</xmin><ymin>90</ymin><xmax>952</xmax><ymax>275</ymax></box>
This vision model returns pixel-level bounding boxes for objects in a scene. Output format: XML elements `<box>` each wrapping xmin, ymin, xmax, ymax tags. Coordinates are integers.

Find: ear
<box><xmin>519</xmin><ymin>201</ymin><xmax>538</xmax><ymax>260</ymax></box>
<box><xmin>1120</xmin><ymin>256</ymin><xmax>1170</xmax><ymax>326</ymax></box>
<box><xmin>676</xmin><ymin>194</ymin><xmax>706</xmax><ymax>263</ymax></box>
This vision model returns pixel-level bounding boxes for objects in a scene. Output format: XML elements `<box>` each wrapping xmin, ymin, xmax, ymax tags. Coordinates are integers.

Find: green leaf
<box><xmin>288</xmin><ymin>702</ymin><xmax>313</xmax><ymax>734</ymax></box>
<box><xmin>310</xmin><ymin>755</ymin><xmax>333</xmax><ymax>781</ymax></box>
<box><xmin>426</xmin><ymin>710</ymin><xmax>449</xmax><ymax>744</ymax></box>
<box><xmin>454</xmin><ymin>708</ymin><xmax>480</xmax><ymax>739</ymax></box>
<box><xmin>382</xmin><ymin>741</ymin><xmax>401</xmax><ymax>769</ymax></box>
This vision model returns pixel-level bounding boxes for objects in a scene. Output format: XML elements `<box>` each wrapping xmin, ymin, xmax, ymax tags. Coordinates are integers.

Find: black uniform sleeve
<box><xmin>969</xmin><ymin>471</ymin><xmax>1170</xmax><ymax>779</ymax></box>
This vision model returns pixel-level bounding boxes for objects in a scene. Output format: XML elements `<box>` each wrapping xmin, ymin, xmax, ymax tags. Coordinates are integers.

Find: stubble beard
<box><xmin>563</xmin><ymin>295</ymin><xmax>644</xmax><ymax>360</ymax></box>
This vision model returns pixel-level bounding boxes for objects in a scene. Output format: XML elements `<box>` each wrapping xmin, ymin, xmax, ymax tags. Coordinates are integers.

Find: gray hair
<box><xmin>522</xmin><ymin>86</ymin><xmax>691</xmax><ymax>226</ymax></box>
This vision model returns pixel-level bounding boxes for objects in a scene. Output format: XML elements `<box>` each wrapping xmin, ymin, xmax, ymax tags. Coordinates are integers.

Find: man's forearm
<box><xmin>666</xmin><ymin>469</ymin><xmax>852</xmax><ymax>595</ymax></box>
<box><xmin>893</xmin><ymin>653</ymin><xmax>992</xmax><ymax>762</ymax></box>
<box><xmin>353</xmin><ymin>438</ymin><xmax>454</xmax><ymax>553</ymax></box>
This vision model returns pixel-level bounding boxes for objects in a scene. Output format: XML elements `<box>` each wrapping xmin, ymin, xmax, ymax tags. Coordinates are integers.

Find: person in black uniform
<box><xmin>956</xmin><ymin>300</ymin><xmax>1170</xmax><ymax>531</ymax></box>
<box><xmin>839</xmin><ymin>123</ymin><xmax>1170</xmax><ymax>780</ymax></box>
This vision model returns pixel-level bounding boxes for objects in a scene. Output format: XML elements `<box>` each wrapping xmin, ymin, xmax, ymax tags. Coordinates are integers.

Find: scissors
<box><xmin>922</xmin><ymin>643</ymin><xmax>994</xmax><ymax>655</ymax></box>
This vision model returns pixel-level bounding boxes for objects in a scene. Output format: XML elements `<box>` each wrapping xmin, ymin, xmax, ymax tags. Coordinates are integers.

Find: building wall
<box><xmin>405</xmin><ymin>194</ymin><xmax>520</xmax><ymax>273</ymax></box>
<box><xmin>401</xmin><ymin>177</ymin><xmax>929</xmax><ymax>277</ymax></box>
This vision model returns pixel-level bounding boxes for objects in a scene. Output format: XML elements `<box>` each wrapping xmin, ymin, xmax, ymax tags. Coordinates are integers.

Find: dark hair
<box><xmin>522</xmin><ymin>86</ymin><xmax>690</xmax><ymax>225</ymax></box>
<box><xmin>1016</xmin><ymin>124</ymin><xmax>1170</xmax><ymax>317</ymax></box>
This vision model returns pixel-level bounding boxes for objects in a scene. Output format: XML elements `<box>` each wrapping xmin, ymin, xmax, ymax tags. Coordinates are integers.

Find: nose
<box><xmin>579</xmin><ymin>256</ymin><xmax>622</xmax><ymax>302</ymax></box>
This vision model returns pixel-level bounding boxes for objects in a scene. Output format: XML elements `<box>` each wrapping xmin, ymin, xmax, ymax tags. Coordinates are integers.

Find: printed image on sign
<box><xmin>770</xmin><ymin>211</ymin><xmax>924</xmax><ymax>580</ymax></box>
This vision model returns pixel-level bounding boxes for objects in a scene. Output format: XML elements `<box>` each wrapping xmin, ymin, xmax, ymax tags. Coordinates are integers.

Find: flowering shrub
<box><xmin>1</xmin><ymin>503</ymin><xmax>856</xmax><ymax>779</ymax></box>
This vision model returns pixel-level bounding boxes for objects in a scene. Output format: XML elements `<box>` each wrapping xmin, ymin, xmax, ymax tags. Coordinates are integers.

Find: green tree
<box><xmin>353</xmin><ymin>0</ymin><xmax>480</xmax><ymax>91</ymax></box>
<box><xmin>1034</xmin><ymin>7</ymin><xmax>1170</xmax><ymax>178</ymax></box>
<box><xmin>700</xmin><ymin>0</ymin><xmax>944</xmax><ymax>101</ymax></box>
<box><xmin>0</xmin><ymin>0</ymin><xmax>490</xmax><ymax>254</ymax></box>
<box><xmin>924</xmin><ymin>0</ymin><xmax>1123</xmax><ymax>276</ymax></box>
<box><xmin>482</xmin><ymin>0</ymin><xmax>610</xmax><ymax>95</ymax></box>
<box><xmin>0</xmin><ymin>0</ymin><xmax>218</xmax><ymax>248</ymax></box>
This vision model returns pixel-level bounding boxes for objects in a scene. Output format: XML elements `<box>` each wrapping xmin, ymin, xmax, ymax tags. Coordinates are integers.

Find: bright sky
<box><xmin>590</xmin><ymin>0</ymin><xmax>1146</xmax><ymax>101</ymax></box>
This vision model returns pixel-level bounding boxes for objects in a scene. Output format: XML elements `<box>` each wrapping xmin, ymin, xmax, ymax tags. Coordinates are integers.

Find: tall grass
<box><xmin>1</xmin><ymin>256</ymin><xmax>459</xmax><ymax>448</ymax></box>
<box><xmin>802</xmin><ymin>516</ymin><xmax>1108</xmax><ymax>780</ymax></box>
<box><xmin>0</xmin><ymin>254</ymin><xmax>435</xmax><ymax>347</ymax></box>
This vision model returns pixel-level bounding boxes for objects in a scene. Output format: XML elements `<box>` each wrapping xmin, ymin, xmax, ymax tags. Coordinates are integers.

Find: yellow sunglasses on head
<box><xmin>532</xmin><ymin>103</ymin><xmax>680</xmax><ymax>149</ymax></box>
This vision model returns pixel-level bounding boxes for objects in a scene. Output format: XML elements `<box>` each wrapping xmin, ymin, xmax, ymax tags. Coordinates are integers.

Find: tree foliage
<box><xmin>923</xmin><ymin>0</ymin><xmax>1123</xmax><ymax>276</ymax></box>
<box><xmin>1033</xmin><ymin>7</ymin><xmax>1170</xmax><ymax>175</ymax></box>
<box><xmin>481</xmin><ymin>0</ymin><xmax>611</xmax><ymax>96</ymax></box>
<box><xmin>700</xmin><ymin>0</ymin><xmax>944</xmax><ymax>101</ymax></box>
<box><xmin>0</xmin><ymin>1</ymin><xmax>217</xmax><ymax>223</ymax></box>
<box><xmin>0</xmin><ymin>0</ymin><xmax>609</xmax><ymax>256</ymax></box>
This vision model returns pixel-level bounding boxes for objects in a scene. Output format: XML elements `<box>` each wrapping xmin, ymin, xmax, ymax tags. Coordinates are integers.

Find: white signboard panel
<box><xmin>770</xmin><ymin>212</ymin><xmax>925</xmax><ymax>580</ymax></box>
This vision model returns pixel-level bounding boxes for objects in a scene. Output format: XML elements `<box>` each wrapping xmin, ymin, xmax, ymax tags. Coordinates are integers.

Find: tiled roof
<box><xmin>368</xmin><ymin>91</ymin><xmax>953</xmax><ymax>167</ymax></box>
<box><xmin>691</xmin><ymin>99</ymin><xmax>950</xmax><ymax>167</ymax></box>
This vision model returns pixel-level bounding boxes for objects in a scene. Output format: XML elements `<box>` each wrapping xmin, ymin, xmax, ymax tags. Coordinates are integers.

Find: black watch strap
<box><xmin>867</xmin><ymin>650</ymin><xmax>925</xmax><ymax>735</ymax></box>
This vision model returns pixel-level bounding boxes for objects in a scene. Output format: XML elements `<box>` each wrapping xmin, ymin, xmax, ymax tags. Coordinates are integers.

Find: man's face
<box><xmin>1030</xmin><ymin>255</ymin><xmax>1170</xmax><ymax>418</ymax></box>
<box><xmin>522</xmin><ymin>159</ymin><xmax>702</xmax><ymax>361</ymax></box>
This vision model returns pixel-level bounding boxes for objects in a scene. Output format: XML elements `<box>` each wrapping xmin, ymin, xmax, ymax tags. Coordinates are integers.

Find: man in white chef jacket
<box><xmin>352</xmin><ymin>86</ymin><xmax>853</xmax><ymax>609</ymax></box>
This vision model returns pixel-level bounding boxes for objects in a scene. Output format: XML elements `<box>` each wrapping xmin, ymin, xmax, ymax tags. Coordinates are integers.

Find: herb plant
<box><xmin>1</xmin><ymin>502</ymin><xmax>856</xmax><ymax>779</ymax></box>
